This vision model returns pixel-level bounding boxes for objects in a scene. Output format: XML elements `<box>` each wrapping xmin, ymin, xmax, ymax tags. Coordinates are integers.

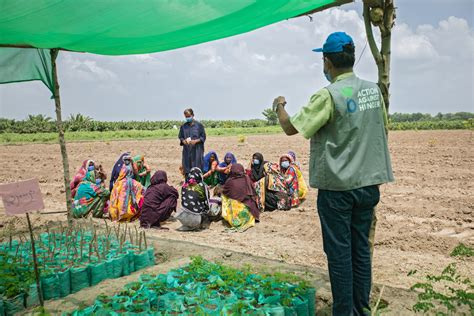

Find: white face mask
<box><xmin>281</xmin><ymin>161</ymin><xmax>290</xmax><ymax>169</ymax></box>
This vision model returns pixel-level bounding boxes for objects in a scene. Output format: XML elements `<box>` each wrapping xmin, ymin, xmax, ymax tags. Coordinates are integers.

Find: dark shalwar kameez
<box><xmin>179</xmin><ymin>121</ymin><xmax>206</xmax><ymax>174</ymax></box>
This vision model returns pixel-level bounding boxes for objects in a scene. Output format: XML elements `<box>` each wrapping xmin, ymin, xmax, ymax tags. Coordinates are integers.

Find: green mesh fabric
<box><xmin>0</xmin><ymin>47</ymin><xmax>54</xmax><ymax>94</ymax></box>
<box><xmin>0</xmin><ymin>0</ymin><xmax>349</xmax><ymax>55</ymax></box>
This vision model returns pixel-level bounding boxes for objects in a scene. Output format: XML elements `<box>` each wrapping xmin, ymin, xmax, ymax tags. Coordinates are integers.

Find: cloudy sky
<box><xmin>0</xmin><ymin>0</ymin><xmax>473</xmax><ymax>121</ymax></box>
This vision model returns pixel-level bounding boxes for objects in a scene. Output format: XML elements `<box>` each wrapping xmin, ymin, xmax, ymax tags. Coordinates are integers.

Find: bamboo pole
<box><xmin>26</xmin><ymin>213</ymin><xmax>44</xmax><ymax>307</ymax></box>
<box><xmin>50</xmin><ymin>49</ymin><xmax>73</xmax><ymax>221</ymax></box>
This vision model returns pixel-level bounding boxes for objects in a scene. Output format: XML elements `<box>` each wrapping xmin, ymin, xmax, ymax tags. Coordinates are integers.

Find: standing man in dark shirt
<box><xmin>178</xmin><ymin>108</ymin><xmax>206</xmax><ymax>175</ymax></box>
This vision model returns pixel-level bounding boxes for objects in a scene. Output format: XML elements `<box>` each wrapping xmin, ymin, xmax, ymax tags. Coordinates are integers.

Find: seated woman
<box><xmin>133</xmin><ymin>155</ymin><xmax>151</xmax><ymax>188</ymax></box>
<box><xmin>109</xmin><ymin>152</ymin><xmax>131</xmax><ymax>191</ymax></box>
<box><xmin>203</xmin><ymin>151</ymin><xmax>220</xmax><ymax>187</ymax></box>
<box><xmin>221</xmin><ymin>164</ymin><xmax>260</xmax><ymax>231</ymax></box>
<box><xmin>70</xmin><ymin>159</ymin><xmax>95</xmax><ymax>199</ymax></box>
<box><xmin>263</xmin><ymin>162</ymin><xmax>292</xmax><ymax>211</ymax></box>
<box><xmin>216</xmin><ymin>152</ymin><xmax>237</xmax><ymax>185</ymax></box>
<box><xmin>108</xmin><ymin>164</ymin><xmax>144</xmax><ymax>222</ymax></box>
<box><xmin>279</xmin><ymin>154</ymin><xmax>301</xmax><ymax>208</ymax></box>
<box><xmin>140</xmin><ymin>171</ymin><xmax>178</xmax><ymax>230</ymax></box>
<box><xmin>246</xmin><ymin>152</ymin><xmax>266</xmax><ymax>183</ymax></box>
<box><xmin>287</xmin><ymin>151</ymin><xmax>308</xmax><ymax>200</ymax></box>
<box><xmin>72</xmin><ymin>166</ymin><xmax>110</xmax><ymax>218</ymax></box>
<box><xmin>176</xmin><ymin>167</ymin><xmax>210</xmax><ymax>231</ymax></box>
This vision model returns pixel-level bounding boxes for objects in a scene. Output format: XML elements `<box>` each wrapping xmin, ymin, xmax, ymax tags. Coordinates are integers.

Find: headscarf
<box><xmin>222</xmin><ymin>164</ymin><xmax>260</xmax><ymax>220</ymax></box>
<box><xmin>250</xmin><ymin>152</ymin><xmax>266</xmax><ymax>182</ymax></box>
<box><xmin>140</xmin><ymin>171</ymin><xmax>179</xmax><ymax>226</ymax></box>
<box><xmin>110</xmin><ymin>152</ymin><xmax>130</xmax><ymax>191</ymax></box>
<box><xmin>133</xmin><ymin>154</ymin><xmax>151</xmax><ymax>188</ymax></box>
<box><xmin>218</xmin><ymin>152</ymin><xmax>237</xmax><ymax>184</ymax></box>
<box><xmin>117</xmin><ymin>165</ymin><xmax>139</xmax><ymax>211</ymax></box>
<box><xmin>181</xmin><ymin>167</ymin><xmax>209</xmax><ymax>213</ymax></box>
<box><xmin>151</xmin><ymin>170</ymin><xmax>167</xmax><ymax>185</ymax></box>
<box><xmin>71</xmin><ymin>159</ymin><xmax>94</xmax><ymax>198</ymax></box>
<box><xmin>287</xmin><ymin>151</ymin><xmax>296</xmax><ymax>163</ymax></box>
<box><xmin>75</xmin><ymin>170</ymin><xmax>103</xmax><ymax>200</ymax></box>
<box><xmin>203</xmin><ymin>151</ymin><xmax>219</xmax><ymax>173</ymax></box>
<box><xmin>218</xmin><ymin>152</ymin><xmax>237</xmax><ymax>168</ymax></box>
<box><xmin>280</xmin><ymin>154</ymin><xmax>293</xmax><ymax>172</ymax></box>
<box><xmin>287</xmin><ymin>150</ymin><xmax>301</xmax><ymax>168</ymax></box>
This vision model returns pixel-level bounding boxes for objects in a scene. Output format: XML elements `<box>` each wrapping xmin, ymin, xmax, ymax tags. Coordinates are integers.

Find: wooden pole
<box><xmin>26</xmin><ymin>213</ymin><xmax>44</xmax><ymax>307</ymax></box>
<box><xmin>50</xmin><ymin>49</ymin><xmax>73</xmax><ymax>220</ymax></box>
<box><xmin>362</xmin><ymin>0</ymin><xmax>395</xmax><ymax>112</ymax></box>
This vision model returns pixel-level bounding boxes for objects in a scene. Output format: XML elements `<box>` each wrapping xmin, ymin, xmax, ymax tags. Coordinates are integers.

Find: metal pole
<box><xmin>26</xmin><ymin>213</ymin><xmax>44</xmax><ymax>307</ymax></box>
<box><xmin>50</xmin><ymin>49</ymin><xmax>73</xmax><ymax>221</ymax></box>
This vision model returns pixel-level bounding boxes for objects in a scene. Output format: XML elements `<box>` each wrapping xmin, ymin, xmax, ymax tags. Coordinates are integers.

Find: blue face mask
<box><xmin>324</xmin><ymin>70</ymin><xmax>332</xmax><ymax>83</ymax></box>
<box><xmin>95</xmin><ymin>179</ymin><xmax>101</xmax><ymax>185</ymax></box>
<box><xmin>88</xmin><ymin>165</ymin><xmax>95</xmax><ymax>171</ymax></box>
<box><xmin>185</xmin><ymin>117</ymin><xmax>193</xmax><ymax>123</ymax></box>
<box><xmin>253</xmin><ymin>159</ymin><xmax>260</xmax><ymax>165</ymax></box>
<box><xmin>281</xmin><ymin>161</ymin><xmax>290</xmax><ymax>169</ymax></box>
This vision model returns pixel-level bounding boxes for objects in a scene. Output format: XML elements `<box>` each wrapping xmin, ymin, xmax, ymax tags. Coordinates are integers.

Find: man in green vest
<box><xmin>273</xmin><ymin>32</ymin><xmax>394</xmax><ymax>315</ymax></box>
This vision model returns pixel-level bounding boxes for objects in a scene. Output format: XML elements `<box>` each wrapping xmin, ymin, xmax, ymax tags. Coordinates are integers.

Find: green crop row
<box><xmin>0</xmin><ymin>126</ymin><xmax>283</xmax><ymax>144</ymax></box>
<box><xmin>0</xmin><ymin>116</ymin><xmax>270</xmax><ymax>134</ymax></box>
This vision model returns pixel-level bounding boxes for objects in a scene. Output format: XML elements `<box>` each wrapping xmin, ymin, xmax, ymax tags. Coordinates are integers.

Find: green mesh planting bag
<box><xmin>134</xmin><ymin>251</ymin><xmax>150</xmax><ymax>271</ymax></box>
<box><xmin>292</xmin><ymin>296</ymin><xmax>309</xmax><ymax>316</ymax></box>
<box><xmin>90</xmin><ymin>262</ymin><xmax>108</xmax><ymax>286</ymax></box>
<box><xmin>57</xmin><ymin>268</ymin><xmax>71</xmax><ymax>297</ymax></box>
<box><xmin>147</xmin><ymin>247</ymin><xmax>155</xmax><ymax>265</ymax></box>
<box><xmin>26</xmin><ymin>283</ymin><xmax>40</xmax><ymax>308</ymax></box>
<box><xmin>127</xmin><ymin>251</ymin><xmax>136</xmax><ymax>273</ymax></box>
<box><xmin>71</xmin><ymin>306</ymin><xmax>94</xmax><ymax>316</ymax></box>
<box><xmin>157</xmin><ymin>292</ymin><xmax>184</xmax><ymax>311</ymax></box>
<box><xmin>197</xmin><ymin>298</ymin><xmax>222</xmax><ymax>315</ymax></box>
<box><xmin>4</xmin><ymin>293</ymin><xmax>25</xmax><ymax>316</ymax></box>
<box><xmin>41</xmin><ymin>274</ymin><xmax>60</xmax><ymax>300</ymax></box>
<box><xmin>111</xmin><ymin>295</ymin><xmax>131</xmax><ymax>313</ymax></box>
<box><xmin>111</xmin><ymin>256</ymin><xmax>124</xmax><ymax>278</ymax></box>
<box><xmin>304</xmin><ymin>287</ymin><xmax>316</xmax><ymax>316</ymax></box>
<box><xmin>0</xmin><ymin>297</ymin><xmax>4</xmax><ymax>316</ymax></box>
<box><xmin>122</xmin><ymin>259</ymin><xmax>130</xmax><ymax>276</ymax></box>
<box><xmin>105</xmin><ymin>258</ymin><xmax>114</xmax><ymax>279</ymax></box>
<box><xmin>70</xmin><ymin>266</ymin><xmax>90</xmax><ymax>293</ymax></box>
<box><xmin>262</xmin><ymin>305</ymin><xmax>285</xmax><ymax>316</ymax></box>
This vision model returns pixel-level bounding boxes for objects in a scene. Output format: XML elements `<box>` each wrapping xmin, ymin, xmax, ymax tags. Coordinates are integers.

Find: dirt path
<box><xmin>1</xmin><ymin>130</ymin><xmax>473</xmax><ymax>313</ymax></box>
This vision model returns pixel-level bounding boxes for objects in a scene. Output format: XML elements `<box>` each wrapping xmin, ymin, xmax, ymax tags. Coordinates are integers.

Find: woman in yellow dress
<box><xmin>221</xmin><ymin>163</ymin><xmax>260</xmax><ymax>231</ymax></box>
<box><xmin>108</xmin><ymin>163</ymin><xmax>144</xmax><ymax>222</ymax></box>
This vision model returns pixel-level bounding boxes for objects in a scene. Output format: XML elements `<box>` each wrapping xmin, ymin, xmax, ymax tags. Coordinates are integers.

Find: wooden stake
<box><xmin>26</xmin><ymin>213</ymin><xmax>44</xmax><ymax>307</ymax></box>
<box><xmin>51</xmin><ymin>49</ymin><xmax>73</xmax><ymax>222</ymax></box>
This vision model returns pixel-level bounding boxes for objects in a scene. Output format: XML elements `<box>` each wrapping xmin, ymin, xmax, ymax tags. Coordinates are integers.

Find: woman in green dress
<box><xmin>133</xmin><ymin>155</ymin><xmax>151</xmax><ymax>188</ymax></box>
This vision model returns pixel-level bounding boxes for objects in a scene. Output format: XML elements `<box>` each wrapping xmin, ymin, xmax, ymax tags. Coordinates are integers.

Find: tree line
<box><xmin>0</xmin><ymin>112</ymin><xmax>472</xmax><ymax>134</ymax></box>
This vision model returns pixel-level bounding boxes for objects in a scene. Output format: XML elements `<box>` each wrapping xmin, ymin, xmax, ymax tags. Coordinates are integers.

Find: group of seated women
<box><xmin>70</xmin><ymin>153</ymin><xmax>151</xmax><ymax>220</ymax></box>
<box><xmin>69</xmin><ymin>149</ymin><xmax>307</xmax><ymax>232</ymax></box>
<box><xmin>203</xmin><ymin>150</ymin><xmax>308</xmax><ymax>210</ymax></box>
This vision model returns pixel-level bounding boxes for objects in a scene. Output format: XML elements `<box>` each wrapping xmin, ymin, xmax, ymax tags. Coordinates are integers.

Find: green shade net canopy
<box><xmin>0</xmin><ymin>48</ymin><xmax>54</xmax><ymax>95</ymax></box>
<box><xmin>0</xmin><ymin>0</ymin><xmax>351</xmax><ymax>55</ymax></box>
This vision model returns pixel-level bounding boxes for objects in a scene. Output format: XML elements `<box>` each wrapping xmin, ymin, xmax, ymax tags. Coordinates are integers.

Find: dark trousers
<box><xmin>317</xmin><ymin>185</ymin><xmax>380</xmax><ymax>316</ymax></box>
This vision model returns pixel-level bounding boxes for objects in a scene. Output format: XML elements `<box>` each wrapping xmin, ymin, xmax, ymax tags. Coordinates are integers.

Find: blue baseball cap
<box><xmin>312</xmin><ymin>32</ymin><xmax>354</xmax><ymax>53</ymax></box>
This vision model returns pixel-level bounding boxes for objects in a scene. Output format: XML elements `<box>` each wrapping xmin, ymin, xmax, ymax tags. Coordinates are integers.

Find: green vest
<box><xmin>309</xmin><ymin>74</ymin><xmax>394</xmax><ymax>190</ymax></box>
